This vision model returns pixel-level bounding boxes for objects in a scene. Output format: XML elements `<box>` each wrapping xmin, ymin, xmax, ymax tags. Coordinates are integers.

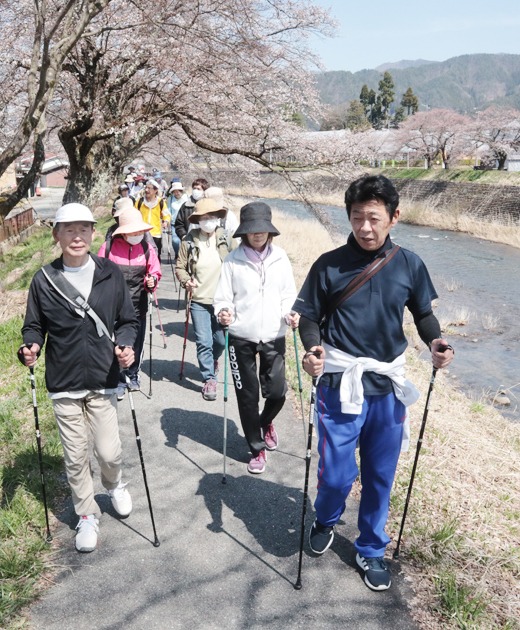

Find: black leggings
<box><xmin>228</xmin><ymin>336</ymin><xmax>287</xmax><ymax>455</ymax></box>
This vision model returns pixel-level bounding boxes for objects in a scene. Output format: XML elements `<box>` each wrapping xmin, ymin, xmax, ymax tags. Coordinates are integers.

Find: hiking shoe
<box><xmin>247</xmin><ymin>450</ymin><xmax>267</xmax><ymax>474</ymax></box>
<box><xmin>109</xmin><ymin>481</ymin><xmax>132</xmax><ymax>517</ymax></box>
<box><xmin>127</xmin><ymin>376</ymin><xmax>140</xmax><ymax>392</ymax></box>
<box><xmin>264</xmin><ymin>423</ymin><xmax>279</xmax><ymax>451</ymax></box>
<box><xmin>309</xmin><ymin>520</ymin><xmax>335</xmax><ymax>554</ymax></box>
<box><xmin>75</xmin><ymin>515</ymin><xmax>99</xmax><ymax>553</ymax></box>
<box><xmin>116</xmin><ymin>385</ymin><xmax>126</xmax><ymax>401</ymax></box>
<box><xmin>202</xmin><ymin>379</ymin><xmax>217</xmax><ymax>401</ymax></box>
<box><xmin>356</xmin><ymin>553</ymin><xmax>392</xmax><ymax>591</ymax></box>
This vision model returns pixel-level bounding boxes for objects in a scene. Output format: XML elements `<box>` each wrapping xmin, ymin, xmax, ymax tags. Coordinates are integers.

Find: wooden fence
<box><xmin>0</xmin><ymin>208</ymin><xmax>35</xmax><ymax>244</ymax></box>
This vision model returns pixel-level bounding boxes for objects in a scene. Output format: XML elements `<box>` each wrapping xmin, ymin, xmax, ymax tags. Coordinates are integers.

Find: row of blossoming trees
<box><xmin>318</xmin><ymin>105</ymin><xmax>520</xmax><ymax>171</ymax></box>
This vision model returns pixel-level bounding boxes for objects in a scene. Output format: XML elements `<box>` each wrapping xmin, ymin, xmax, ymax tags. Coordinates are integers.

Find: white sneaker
<box><xmin>116</xmin><ymin>385</ymin><xmax>126</xmax><ymax>401</ymax></box>
<box><xmin>109</xmin><ymin>481</ymin><xmax>132</xmax><ymax>517</ymax></box>
<box><xmin>75</xmin><ymin>515</ymin><xmax>99</xmax><ymax>553</ymax></box>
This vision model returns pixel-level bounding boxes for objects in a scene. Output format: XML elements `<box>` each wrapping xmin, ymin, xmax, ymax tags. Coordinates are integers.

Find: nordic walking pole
<box><xmin>163</xmin><ymin>229</ymin><xmax>178</xmax><ymax>291</ymax></box>
<box><xmin>393</xmin><ymin>364</ymin><xmax>441</xmax><ymax>559</ymax></box>
<box><xmin>29</xmin><ymin>366</ymin><xmax>52</xmax><ymax>543</ymax></box>
<box><xmin>222</xmin><ymin>327</ymin><xmax>229</xmax><ymax>484</ymax></box>
<box><xmin>179</xmin><ymin>291</ymin><xmax>192</xmax><ymax>379</ymax></box>
<box><xmin>293</xmin><ymin>328</ymin><xmax>307</xmax><ymax>442</ymax></box>
<box><xmin>148</xmin><ymin>294</ymin><xmax>153</xmax><ymax>398</ymax></box>
<box><xmin>151</xmin><ymin>290</ymin><xmax>167</xmax><ymax>348</ymax></box>
<box><xmin>295</xmin><ymin>350</ymin><xmax>321</xmax><ymax>590</ymax></box>
<box><xmin>124</xmin><ymin>372</ymin><xmax>160</xmax><ymax>548</ymax></box>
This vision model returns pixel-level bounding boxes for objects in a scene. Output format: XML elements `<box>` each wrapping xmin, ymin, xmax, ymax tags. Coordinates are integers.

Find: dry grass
<box><xmin>270</xmin><ymin>209</ymin><xmax>520</xmax><ymax>629</ymax></box>
<box><xmin>399</xmin><ymin>199</ymin><xmax>520</xmax><ymax>249</ymax></box>
<box><xmin>0</xmin><ymin>290</ymin><xmax>28</xmax><ymax>324</ymax></box>
<box><xmin>226</xmin><ymin>176</ymin><xmax>520</xmax><ymax>250</ymax></box>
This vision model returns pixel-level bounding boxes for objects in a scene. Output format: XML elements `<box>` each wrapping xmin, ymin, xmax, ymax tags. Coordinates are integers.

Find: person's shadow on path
<box><xmin>161</xmin><ymin>407</ymin><xmax>245</xmax><ymax>462</ymax></box>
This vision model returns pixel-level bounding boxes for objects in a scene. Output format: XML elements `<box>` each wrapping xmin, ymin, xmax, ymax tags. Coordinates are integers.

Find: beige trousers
<box><xmin>53</xmin><ymin>392</ymin><xmax>122</xmax><ymax>517</ymax></box>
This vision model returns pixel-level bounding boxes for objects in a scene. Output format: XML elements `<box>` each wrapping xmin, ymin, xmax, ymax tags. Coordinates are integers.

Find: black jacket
<box><xmin>174</xmin><ymin>197</ymin><xmax>196</xmax><ymax>241</ymax></box>
<box><xmin>22</xmin><ymin>254</ymin><xmax>138</xmax><ymax>393</ymax></box>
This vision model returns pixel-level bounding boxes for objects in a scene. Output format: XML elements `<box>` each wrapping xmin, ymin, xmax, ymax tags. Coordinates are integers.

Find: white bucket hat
<box><xmin>53</xmin><ymin>203</ymin><xmax>96</xmax><ymax>227</ymax></box>
<box><xmin>113</xmin><ymin>197</ymin><xmax>134</xmax><ymax>217</ymax></box>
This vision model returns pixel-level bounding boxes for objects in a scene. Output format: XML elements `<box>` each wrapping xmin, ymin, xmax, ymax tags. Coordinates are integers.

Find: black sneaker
<box><xmin>356</xmin><ymin>553</ymin><xmax>392</xmax><ymax>591</ymax></box>
<box><xmin>309</xmin><ymin>520</ymin><xmax>334</xmax><ymax>554</ymax></box>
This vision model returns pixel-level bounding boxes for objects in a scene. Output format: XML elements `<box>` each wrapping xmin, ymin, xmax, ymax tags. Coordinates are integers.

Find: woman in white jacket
<box><xmin>214</xmin><ymin>202</ymin><xmax>299</xmax><ymax>474</ymax></box>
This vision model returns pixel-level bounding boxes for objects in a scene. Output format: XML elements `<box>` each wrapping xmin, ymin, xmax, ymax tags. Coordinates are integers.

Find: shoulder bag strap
<box><xmin>327</xmin><ymin>245</ymin><xmax>401</xmax><ymax>316</ymax></box>
<box><xmin>41</xmin><ymin>265</ymin><xmax>114</xmax><ymax>341</ymax></box>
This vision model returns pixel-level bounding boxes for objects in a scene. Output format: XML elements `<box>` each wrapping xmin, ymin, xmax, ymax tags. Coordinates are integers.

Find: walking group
<box><xmin>18</xmin><ymin>173</ymin><xmax>454</xmax><ymax>593</ymax></box>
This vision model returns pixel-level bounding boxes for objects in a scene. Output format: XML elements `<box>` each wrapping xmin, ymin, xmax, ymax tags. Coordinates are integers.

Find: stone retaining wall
<box><xmin>172</xmin><ymin>169</ymin><xmax>520</xmax><ymax>224</ymax></box>
<box><xmin>390</xmin><ymin>179</ymin><xmax>520</xmax><ymax>222</ymax></box>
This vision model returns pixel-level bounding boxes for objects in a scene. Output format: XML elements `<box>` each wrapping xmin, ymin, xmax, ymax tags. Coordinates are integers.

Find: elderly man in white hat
<box><xmin>19</xmin><ymin>203</ymin><xmax>138</xmax><ymax>553</ymax></box>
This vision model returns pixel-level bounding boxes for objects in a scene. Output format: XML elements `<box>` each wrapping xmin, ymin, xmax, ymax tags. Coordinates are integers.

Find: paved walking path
<box><xmin>28</xmin><ymin>240</ymin><xmax>418</xmax><ymax>630</ymax></box>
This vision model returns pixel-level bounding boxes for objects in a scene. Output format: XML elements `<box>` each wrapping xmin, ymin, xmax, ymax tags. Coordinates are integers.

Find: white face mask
<box><xmin>191</xmin><ymin>189</ymin><xmax>204</xmax><ymax>201</ymax></box>
<box><xmin>126</xmin><ymin>234</ymin><xmax>144</xmax><ymax>245</ymax></box>
<box><xmin>199</xmin><ymin>218</ymin><xmax>220</xmax><ymax>234</ymax></box>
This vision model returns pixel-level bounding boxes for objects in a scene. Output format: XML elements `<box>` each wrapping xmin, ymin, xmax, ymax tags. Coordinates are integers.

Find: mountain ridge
<box><xmin>316</xmin><ymin>53</ymin><xmax>520</xmax><ymax>112</ymax></box>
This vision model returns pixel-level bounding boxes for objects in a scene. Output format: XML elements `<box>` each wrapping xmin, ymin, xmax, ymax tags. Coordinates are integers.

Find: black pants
<box><xmin>153</xmin><ymin>236</ymin><xmax>162</xmax><ymax>260</ymax></box>
<box><xmin>228</xmin><ymin>336</ymin><xmax>287</xmax><ymax>456</ymax></box>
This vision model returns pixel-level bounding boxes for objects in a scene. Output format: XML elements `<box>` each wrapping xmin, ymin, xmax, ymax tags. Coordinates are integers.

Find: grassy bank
<box><xmin>0</xmin><ymin>317</ymin><xmax>64</xmax><ymax>628</ymax></box>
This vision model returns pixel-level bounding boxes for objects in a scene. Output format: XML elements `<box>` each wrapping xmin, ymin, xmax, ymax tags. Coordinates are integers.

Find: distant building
<box><xmin>505</xmin><ymin>154</ymin><xmax>520</xmax><ymax>172</ymax></box>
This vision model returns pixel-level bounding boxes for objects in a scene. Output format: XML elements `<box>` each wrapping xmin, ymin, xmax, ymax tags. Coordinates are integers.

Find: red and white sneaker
<box><xmin>263</xmin><ymin>423</ymin><xmax>279</xmax><ymax>451</ymax></box>
<box><xmin>247</xmin><ymin>450</ymin><xmax>267</xmax><ymax>474</ymax></box>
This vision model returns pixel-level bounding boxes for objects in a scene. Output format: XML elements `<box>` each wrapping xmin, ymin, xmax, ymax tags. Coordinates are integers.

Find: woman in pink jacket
<box><xmin>98</xmin><ymin>208</ymin><xmax>161</xmax><ymax>394</ymax></box>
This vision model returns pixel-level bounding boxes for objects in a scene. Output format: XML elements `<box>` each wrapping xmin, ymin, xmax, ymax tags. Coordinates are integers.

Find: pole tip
<box><xmin>294</xmin><ymin>581</ymin><xmax>302</xmax><ymax>590</ymax></box>
<box><xmin>222</xmin><ymin>477</ymin><xmax>227</xmax><ymax>485</ymax></box>
<box><xmin>392</xmin><ymin>549</ymin><xmax>400</xmax><ymax>559</ymax></box>
<box><xmin>153</xmin><ymin>540</ymin><xmax>161</xmax><ymax>548</ymax></box>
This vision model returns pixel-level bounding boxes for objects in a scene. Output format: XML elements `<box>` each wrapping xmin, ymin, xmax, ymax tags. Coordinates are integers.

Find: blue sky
<box><xmin>309</xmin><ymin>0</ymin><xmax>520</xmax><ymax>72</ymax></box>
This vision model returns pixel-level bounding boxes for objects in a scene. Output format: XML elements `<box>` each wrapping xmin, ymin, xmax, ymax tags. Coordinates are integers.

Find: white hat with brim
<box><xmin>146</xmin><ymin>178</ymin><xmax>161</xmax><ymax>191</ymax></box>
<box><xmin>170</xmin><ymin>182</ymin><xmax>184</xmax><ymax>191</ymax></box>
<box><xmin>189</xmin><ymin>198</ymin><xmax>227</xmax><ymax>224</ymax></box>
<box><xmin>113</xmin><ymin>197</ymin><xmax>134</xmax><ymax>217</ymax></box>
<box><xmin>204</xmin><ymin>186</ymin><xmax>225</xmax><ymax>210</ymax></box>
<box><xmin>124</xmin><ymin>174</ymin><xmax>135</xmax><ymax>183</ymax></box>
<box><xmin>113</xmin><ymin>208</ymin><xmax>153</xmax><ymax>236</ymax></box>
<box><xmin>53</xmin><ymin>203</ymin><xmax>96</xmax><ymax>227</ymax></box>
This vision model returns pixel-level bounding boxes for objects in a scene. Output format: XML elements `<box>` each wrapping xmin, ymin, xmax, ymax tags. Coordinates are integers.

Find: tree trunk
<box><xmin>0</xmin><ymin>134</ymin><xmax>46</xmax><ymax>219</ymax></box>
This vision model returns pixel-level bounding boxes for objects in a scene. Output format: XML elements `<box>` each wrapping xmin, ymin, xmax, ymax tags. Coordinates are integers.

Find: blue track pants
<box><xmin>314</xmin><ymin>383</ymin><xmax>406</xmax><ymax>557</ymax></box>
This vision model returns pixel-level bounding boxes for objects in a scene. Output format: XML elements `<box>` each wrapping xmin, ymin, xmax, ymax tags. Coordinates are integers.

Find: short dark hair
<box><xmin>192</xmin><ymin>178</ymin><xmax>210</xmax><ymax>191</ymax></box>
<box><xmin>344</xmin><ymin>174</ymin><xmax>399</xmax><ymax>219</ymax></box>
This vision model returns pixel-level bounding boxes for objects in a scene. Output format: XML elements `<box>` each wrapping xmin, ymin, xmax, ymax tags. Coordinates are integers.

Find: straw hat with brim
<box><xmin>113</xmin><ymin>208</ymin><xmax>153</xmax><ymax>236</ymax></box>
<box><xmin>189</xmin><ymin>198</ymin><xmax>227</xmax><ymax>224</ymax></box>
<box><xmin>54</xmin><ymin>203</ymin><xmax>96</xmax><ymax>227</ymax></box>
<box><xmin>113</xmin><ymin>197</ymin><xmax>134</xmax><ymax>217</ymax></box>
<box><xmin>233</xmin><ymin>202</ymin><xmax>280</xmax><ymax>237</ymax></box>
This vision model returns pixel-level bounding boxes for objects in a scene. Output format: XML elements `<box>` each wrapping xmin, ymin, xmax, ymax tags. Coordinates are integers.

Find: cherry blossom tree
<box><xmin>396</xmin><ymin>109</ymin><xmax>472</xmax><ymax>169</ymax></box>
<box><xmin>0</xmin><ymin>0</ymin><xmax>112</xmax><ymax>217</ymax></box>
<box><xmin>48</xmin><ymin>0</ymin><xmax>339</xmax><ymax>205</ymax></box>
<box><xmin>469</xmin><ymin>106</ymin><xmax>520</xmax><ymax>169</ymax></box>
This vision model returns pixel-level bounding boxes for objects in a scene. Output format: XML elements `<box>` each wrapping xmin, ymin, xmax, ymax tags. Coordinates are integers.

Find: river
<box><xmin>260</xmin><ymin>197</ymin><xmax>520</xmax><ymax>423</ymax></box>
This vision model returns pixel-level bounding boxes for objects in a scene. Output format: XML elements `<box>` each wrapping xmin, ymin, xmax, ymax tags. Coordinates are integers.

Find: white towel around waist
<box><xmin>320</xmin><ymin>342</ymin><xmax>420</xmax><ymax>451</ymax></box>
